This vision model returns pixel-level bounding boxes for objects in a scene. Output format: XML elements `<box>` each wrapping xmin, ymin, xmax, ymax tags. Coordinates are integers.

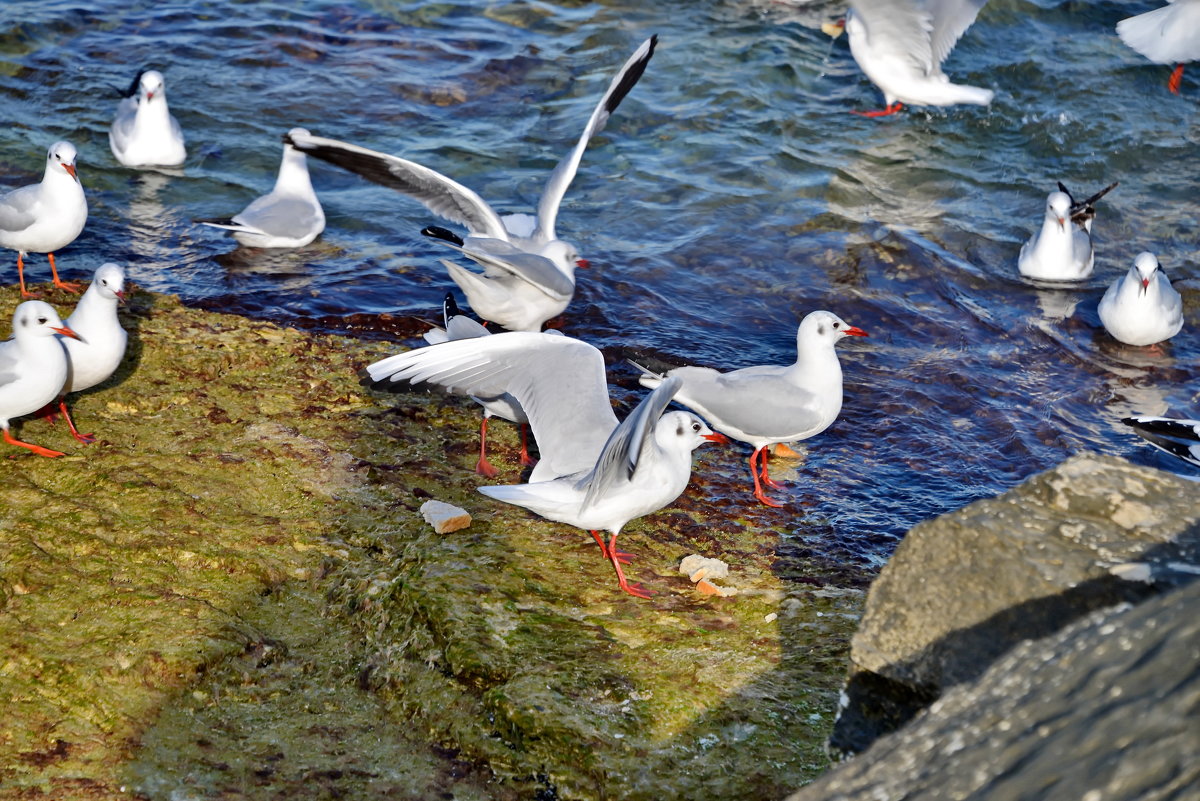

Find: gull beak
<box><xmin>1056</xmin><ymin>216</ymin><xmax>1066</xmax><ymax>232</ymax></box>
<box><xmin>575</xmin><ymin>258</ymin><xmax>590</xmax><ymax>269</ymax></box>
<box><xmin>147</xmin><ymin>91</ymin><xmax>155</xmax><ymax>101</ymax></box>
<box><xmin>63</xmin><ymin>163</ymin><xmax>77</xmax><ymax>179</ymax></box>
<box><xmin>52</xmin><ymin>325</ymin><xmax>81</xmax><ymax>340</ymax></box>
<box><xmin>1140</xmin><ymin>278</ymin><xmax>1150</xmax><ymax>294</ymax></box>
<box><xmin>702</xmin><ymin>432</ymin><xmax>731</xmax><ymax>444</ymax></box>
<box><xmin>844</xmin><ymin>326</ymin><xmax>869</xmax><ymax>337</ymax></box>
<box><xmin>116</xmin><ymin>290</ymin><xmax>127</xmax><ymax>303</ymax></box>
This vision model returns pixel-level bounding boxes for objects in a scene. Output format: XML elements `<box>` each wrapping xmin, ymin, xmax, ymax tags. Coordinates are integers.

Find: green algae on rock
<box><xmin>1</xmin><ymin>283</ymin><xmax>863</xmax><ymax>800</ymax></box>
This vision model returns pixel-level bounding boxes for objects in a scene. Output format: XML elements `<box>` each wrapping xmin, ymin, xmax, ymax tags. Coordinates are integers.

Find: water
<box><xmin>1</xmin><ymin>0</ymin><xmax>1197</xmax><ymax>570</ymax></box>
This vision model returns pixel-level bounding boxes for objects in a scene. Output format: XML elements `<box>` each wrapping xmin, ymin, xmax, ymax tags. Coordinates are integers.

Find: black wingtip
<box><xmin>1079</xmin><ymin>180</ymin><xmax>1118</xmax><ymax>208</ymax></box>
<box><xmin>1056</xmin><ymin>181</ymin><xmax>1074</xmax><ymax>202</ymax></box>
<box><xmin>422</xmin><ymin>225</ymin><xmax>464</xmax><ymax>247</ymax></box>
<box><xmin>602</xmin><ymin>34</ymin><xmax>658</xmax><ymax>117</ymax></box>
<box><xmin>120</xmin><ymin>68</ymin><xmax>149</xmax><ymax>98</ymax></box>
<box><xmin>442</xmin><ymin>292</ymin><xmax>463</xmax><ymax>322</ymax></box>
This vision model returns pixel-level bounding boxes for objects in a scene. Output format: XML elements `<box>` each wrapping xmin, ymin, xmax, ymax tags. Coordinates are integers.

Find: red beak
<box><xmin>702</xmin><ymin>432</ymin><xmax>731</xmax><ymax>444</ymax></box>
<box><xmin>575</xmin><ymin>258</ymin><xmax>590</xmax><ymax>269</ymax></box>
<box><xmin>116</xmin><ymin>290</ymin><xmax>127</xmax><ymax>303</ymax></box>
<box><xmin>63</xmin><ymin>163</ymin><xmax>77</xmax><ymax>179</ymax></box>
<box><xmin>147</xmin><ymin>91</ymin><xmax>155</xmax><ymax>101</ymax></box>
<box><xmin>844</xmin><ymin>326</ymin><xmax>869</xmax><ymax>337</ymax></box>
<box><xmin>52</xmin><ymin>325</ymin><xmax>80</xmax><ymax>340</ymax></box>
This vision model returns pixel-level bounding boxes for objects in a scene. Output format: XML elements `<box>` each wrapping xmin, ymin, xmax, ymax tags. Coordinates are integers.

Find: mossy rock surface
<box><xmin>0</xmin><ymin>282</ymin><xmax>862</xmax><ymax>800</ymax></box>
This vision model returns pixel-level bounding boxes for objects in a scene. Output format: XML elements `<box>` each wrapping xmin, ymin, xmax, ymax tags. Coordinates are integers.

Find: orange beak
<box><xmin>52</xmin><ymin>325</ymin><xmax>80</xmax><ymax>340</ymax></box>
<box><xmin>63</xmin><ymin>163</ymin><xmax>77</xmax><ymax>179</ymax></box>
<box><xmin>576</xmin><ymin>258</ymin><xmax>590</xmax><ymax>269</ymax></box>
<box><xmin>702</xmin><ymin>432</ymin><xmax>731</xmax><ymax>444</ymax></box>
<box><xmin>844</xmin><ymin>326</ymin><xmax>869</xmax><ymax>337</ymax></box>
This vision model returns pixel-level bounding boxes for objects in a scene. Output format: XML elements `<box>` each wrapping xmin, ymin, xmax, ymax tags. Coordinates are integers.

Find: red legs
<box><xmin>47</xmin><ymin>253</ymin><xmax>80</xmax><ymax>293</ymax></box>
<box><xmin>852</xmin><ymin>101</ymin><xmax>903</xmax><ymax>118</ymax></box>
<box><xmin>758</xmin><ymin>447</ymin><xmax>785</xmax><ymax>490</ymax></box>
<box><xmin>603</xmin><ymin>532</ymin><xmax>651</xmax><ymax>599</ymax></box>
<box><xmin>1169</xmin><ymin>64</ymin><xmax>1184</xmax><ymax>95</ymax></box>
<box><xmin>749</xmin><ymin>447</ymin><xmax>784</xmax><ymax>508</ymax></box>
<box><xmin>590</xmin><ymin>530</ymin><xmax>633</xmax><ymax>565</ymax></box>
<box><xmin>4</xmin><ymin>428</ymin><xmax>65</xmax><ymax>458</ymax></box>
<box><xmin>16</xmin><ymin>253</ymin><xmax>36</xmax><ymax>298</ymax></box>
<box><xmin>518</xmin><ymin>423</ymin><xmax>536</xmax><ymax>467</ymax></box>
<box><xmin>475</xmin><ymin>417</ymin><xmax>499</xmax><ymax>477</ymax></box>
<box><xmin>56</xmin><ymin>399</ymin><xmax>95</xmax><ymax>444</ymax></box>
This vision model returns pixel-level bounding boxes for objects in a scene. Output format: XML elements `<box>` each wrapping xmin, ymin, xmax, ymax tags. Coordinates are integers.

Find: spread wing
<box><xmin>534</xmin><ymin>35</ymin><xmax>657</xmax><ymax>244</ymax></box>
<box><xmin>283</xmin><ymin>130</ymin><xmax>508</xmax><ymax>240</ymax></box>
<box><xmin>849</xmin><ymin>0</ymin><xmax>936</xmax><ymax>74</ymax></box>
<box><xmin>366</xmin><ymin>332</ymin><xmax>618</xmax><ymax>478</ymax></box>
<box><xmin>925</xmin><ymin>0</ymin><xmax>989</xmax><ymax>67</ymax></box>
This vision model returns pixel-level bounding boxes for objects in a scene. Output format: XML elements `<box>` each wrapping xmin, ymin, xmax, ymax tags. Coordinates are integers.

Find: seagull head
<box><xmin>1132</xmin><ymin>251</ymin><xmax>1160</xmax><ymax>295</ymax></box>
<box><xmin>139</xmin><ymin>69</ymin><xmax>166</xmax><ymax>103</ymax></box>
<box><xmin>800</xmin><ymin>310</ymin><xmax>869</xmax><ymax>347</ymax></box>
<box><xmin>659</xmin><ymin>412</ymin><xmax>726</xmax><ymax>453</ymax></box>
<box><xmin>92</xmin><ymin>262</ymin><xmax>127</xmax><ymax>302</ymax></box>
<box><xmin>13</xmin><ymin>300</ymin><xmax>79</xmax><ymax>340</ymax></box>
<box><xmin>1047</xmin><ymin>192</ymin><xmax>1072</xmax><ymax>232</ymax></box>
<box><xmin>47</xmin><ymin>141</ymin><xmax>79</xmax><ymax>181</ymax></box>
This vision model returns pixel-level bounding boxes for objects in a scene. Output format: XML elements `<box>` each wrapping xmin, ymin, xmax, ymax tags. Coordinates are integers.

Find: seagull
<box><xmin>634</xmin><ymin>310</ymin><xmax>867</xmax><ymax>508</ymax></box>
<box><xmin>1018</xmin><ymin>181</ymin><xmax>1118</xmax><ymax>281</ymax></box>
<box><xmin>1098</xmin><ymin>252</ymin><xmax>1184</xmax><ymax>346</ymax></box>
<box><xmin>0</xmin><ymin>141</ymin><xmax>88</xmax><ymax>297</ymax></box>
<box><xmin>200</xmin><ymin>128</ymin><xmax>325</xmax><ymax>248</ymax></box>
<box><xmin>836</xmin><ymin>0</ymin><xmax>993</xmax><ymax>116</ymax></box>
<box><xmin>366</xmin><ymin>331</ymin><xmax>726</xmax><ymax>598</ymax></box>
<box><xmin>109</xmin><ymin>69</ymin><xmax>187</xmax><ymax>168</ymax></box>
<box><xmin>0</xmin><ymin>300</ymin><xmax>81</xmax><ymax>458</ymax></box>
<box><xmin>1123</xmin><ymin>416</ymin><xmax>1200</xmax><ymax>469</ymax></box>
<box><xmin>283</xmin><ymin>34</ymin><xmax>658</xmax><ymax>331</ymax></box>
<box><xmin>421</xmin><ymin>293</ymin><xmax>534</xmax><ymax>475</ymax></box>
<box><xmin>50</xmin><ymin>263</ymin><xmax>128</xmax><ymax>444</ymax></box>
<box><xmin>1116</xmin><ymin>0</ymin><xmax>1200</xmax><ymax>95</ymax></box>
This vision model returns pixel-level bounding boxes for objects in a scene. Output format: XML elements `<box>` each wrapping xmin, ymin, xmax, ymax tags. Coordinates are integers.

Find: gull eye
<box><xmin>37</xmin><ymin>317</ymin><xmax>47</xmax><ymax>324</ymax></box>
<box><xmin>691</xmin><ymin>422</ymin><xmax>701</xmax><ymax>432</ymax></box>
<box><xmin>833</xmin><ymin>321</ymin><xmax>841</xmax><ymax>328</ymax></box>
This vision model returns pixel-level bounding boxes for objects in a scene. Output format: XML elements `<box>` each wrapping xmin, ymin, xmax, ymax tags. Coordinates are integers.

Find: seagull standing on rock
<box><xmin>109</xmin><ymin>69</ymin><xmax>187</xmax><ymax>168</ymax></box>
<box><xmin>837</xmin><ymin>0</ymin><xmax>993</xmax><ymax>117</ymax></box>
<box><xmin>51</xmin><ymin>263</ymin><xmax>128</xmax><ymax>444</ymax></box>
<box><xmin>284</xmin><ymin>35</ymin><xmax>658</xmax><ymax>331</ymax></box>
<box><xmin>0</xmin><ymin>142</ymin><xmax>88</xmax><ymax>297</ymax></box>
<box><xmin>1018</xmin><ymin>181</ymin><xmax>1117</xmax><ymax>282</ymax></box>
<box><xmin>201</xmin><ymin>128</ymin><xmax>325</xmax><ymax>248</ymax></box>
<box><xmin>634</xmin><ymin>311</ymin><xmax>867</xmax><ymax>508</ymax></box>
<box><xmin>366</xmin><ymin>331</ymin><xmax>726</xmax><ymax>599</ymax></box>
<box><xmin>0</xmin><ymin>300</ymin><xmax>81</xmax><ymax>458</ymax></box>
<box><xmin>1098</xmin><ymin>252</ymin><xmax>1184</xmax><ymax>347</ymax></box>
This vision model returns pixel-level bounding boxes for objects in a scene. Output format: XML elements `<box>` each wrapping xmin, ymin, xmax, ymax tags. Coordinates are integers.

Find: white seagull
<box><xmin>1116</xmin><ymin>0</ymin><xmax>1200</xmax><ymax>95</ymax></box>
<box><xmin>53</xmin><ymin>263</ymin><xmax>128</xmax><ymax>444</ymax></box>
<box><xmin>421</xmin><ymin>293</ymin><xmax>534</xmax><ymax>475</ymax></box>
<box><xmin>0</xmin><ymin>300</ymin><xmax>81</xmax><ymax>458</ymax></box>
<box><xmin>838</xmin><ymin>0</ymin><xmax>993</xmax><ymax>116</ymax></box>
<box><xmin>109</xmin><ymin>69</ymin><xmax>187</xmax><ymax>168</ymax></box>
<box><xmin>201</xmin><ymin>128</ymin><xmax>325</xmax><ymax>248</ymax></box>
<box><xmin>634</xmin><ymin>310</ymin><xmax>867</xmax><ymax>508</ymax></box>
<box><xmin>283</xmin><ymin>34</ymin><xmax>658</xmax><ymax>331</ymax></box>
<box><xmin>1123</xmin><ymin>415</ymin><xmax>1200</xmax><ymax>469</ymax></box>
<box><xmin>366</xmin><ymin>331</ymin><xmax>726</xmax><ymax>598</ymax></box>
<box><xmin>1098</xmin><ymin>252</ymin><xmax>1184</xmax><ymax>346</ymax></box>
<box><xmin>0</xmin><ymin>141</ymin><xmax>88</xmax><ymax>297</ymax></box>
<box><xmin>1018</xmin><ymin>181</ymin><xmax>1118</xmax><ymax>282</ymax></box>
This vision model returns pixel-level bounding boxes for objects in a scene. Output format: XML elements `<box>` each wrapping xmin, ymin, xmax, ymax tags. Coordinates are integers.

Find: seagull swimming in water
<box><xmin>0</xmin><ymin>141</ymin><xmax>88</xmax><ymax>297</ymax></box>
<box><xmin>1098</xmin><ymin>252</ymin><xmax>1184</xmax><ymax>347</ymax></box>
<box><xmin>1018</xmin><ymin>181</ymin><xmax>1118</xmax><ymax>282</ymax></box>
<box><xmin>634</xmin><ymin>310</ymin><xmax>867</xmax><ymax>508</ymax></box>
<box><xmin>835</xmin><ymin>0</ymin><xmax>994</xmax><ymax>117</ymax></box>
<box><xmin>109</xmin><ymin>69</ymin><xmax>187</xmax><ymax>168</ymax></box>
<box><xmin>283</xmin><ymin>35</ymin><xmax>658</xmax><ymax>331</ymax></box>
<box><xmin>366</xmin><ymin>331</ymin><xmax>726</xmax><ymax>598</ymax></box>
<box><xmin>201</xmin><ymin>128</ymin><xmax>325</xmax><ymax>248</ymax></box>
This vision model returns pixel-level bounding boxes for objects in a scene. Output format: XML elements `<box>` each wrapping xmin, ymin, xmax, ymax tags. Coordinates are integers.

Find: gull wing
<box><xmin>1123</xmin><ymin>416</ymin><xmax>1200</xmax><ymax>469</ymax></box>
<box><xmin>925</xmin><ymin>0</ymin><xmax>989</xmax><ymax>68</ymax></box>
<box><xmin>577</xmin><ymin>376</ymin><xmax>680</xmax><ymax>511</ymax></box>
<box><xmin>849</xmin><ymin>0</ymin><xmax>937</xmax><ymax>75</ymax></box>
<box><xmin>534</xmin><ymin>35</ymin><xmax>658</xmax><ymax>244</ymax></box>
<box><xmin>283</xmin><ymin>130</ymin><xmax>509</xmax><ymax>240</ymax></box>
<box><xmin>232</xmin><ymin>194</ymin><xmax>323</xmax><ymax>240</ymax></box>
<box><xmin>434</xmin><ymin>238</ymin><xmax>574</xmax><ymax>301</ymax></box>
<box><xmin>0</xmin><ymin>185</ymin><xmax>40</xmax><ymax>235</ymax></box>
<box><xmin>367</xmin><ymin>332</ymin><xmax>618</xmax><ymax>478</ymax></box>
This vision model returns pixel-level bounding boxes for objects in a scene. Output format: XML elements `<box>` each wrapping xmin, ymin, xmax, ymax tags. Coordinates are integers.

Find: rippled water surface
<box><xmin>2</xmin><ymin>0</ymin><xmax>1197</xmax><ymax>568</ymax></box>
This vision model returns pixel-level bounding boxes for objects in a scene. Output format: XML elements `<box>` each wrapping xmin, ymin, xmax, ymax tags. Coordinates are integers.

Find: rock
<box><xmin>787</xmin><ymin>579</ymin><xmax>1200</xmax><ymax>801</ymax></box>
<box><xmin>420</xmin><ymin>500</ymin><xmax>472</xmax><ymax>533</ymax></box>
<box><xmin>830</xmin><ymin>452</ymin><xmax>1200</xmax><ymax>756</ymax></box>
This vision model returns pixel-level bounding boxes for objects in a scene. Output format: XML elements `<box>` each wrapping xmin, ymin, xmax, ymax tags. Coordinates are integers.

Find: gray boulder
<box><xmin>831</xmin><ymin>453</ymin><xmax>1200</xmax><ymax>755</ymax></box>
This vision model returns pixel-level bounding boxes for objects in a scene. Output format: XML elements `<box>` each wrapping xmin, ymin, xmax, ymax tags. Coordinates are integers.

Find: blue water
<box><xmin>1</xmin><ymin>0</ymin><xmax>1196</xmax><ymax>569</ymax></box>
